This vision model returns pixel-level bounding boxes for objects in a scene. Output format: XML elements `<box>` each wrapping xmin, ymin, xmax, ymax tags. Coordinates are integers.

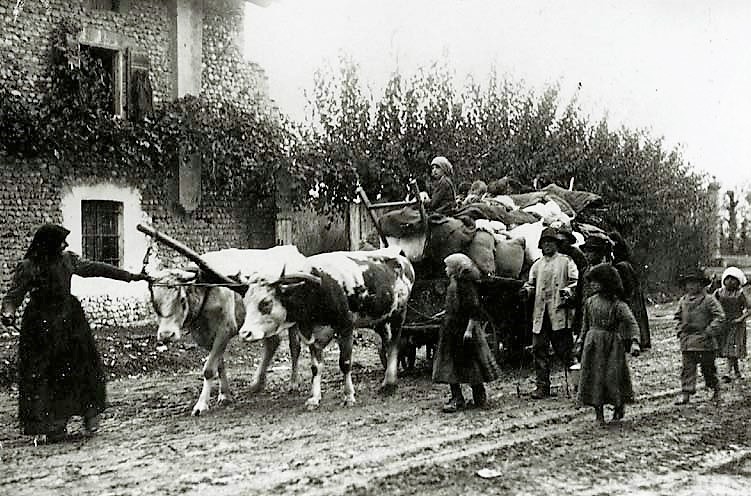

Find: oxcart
<box><xmin>356</xmin><ymin>184</ymin><xmax>531</xmax><ymax>371</ymax></box>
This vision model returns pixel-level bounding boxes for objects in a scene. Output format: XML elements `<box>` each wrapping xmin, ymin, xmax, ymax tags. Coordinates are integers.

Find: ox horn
<box><xmin>274</xmin><ymin>271</ymin><xmax>322</xmax><ymax>288</ymax></box>
<box><xmin>273</xmin><ymin>264</ymin><xmax>322</xmax><ymax>287</ymax></box>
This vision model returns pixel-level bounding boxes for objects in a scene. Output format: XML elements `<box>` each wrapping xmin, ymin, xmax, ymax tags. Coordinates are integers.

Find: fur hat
<box><xmin>722</xmin><ymin>266</ymin><xmax>747</xmax><ymax>287</ymax></box>
<box><xmin>444</xmin><ymin>253</ymin><xmax>481</xmax><ymax>281</ymax></box>
<box><xmin>430</xmin><ymin>156</ymin><xmax>454</xmax><ymax>177</ymax></box>
<box><xmin>537</xmin><ymin>227</ymin><xmax>560</xmax><ymax>248</ymax></box>
<box><xmin>585</xmin><ymin>263</ymin><xmax>624</xmax><ymax>297</ymax></box>
<box><xmin>580</xmin><ymin>235</ymin><xmax>611</xmax><ymax>253</ymax></box>
<box><xmin>555</xmin><ymin>225</ymin><xmax>576</xmax><ymax>246</ymax></box>
<box><xmin>678</xmin><ymin>267</ymin><xmax>710</xmax><ymax>286</ymax></box>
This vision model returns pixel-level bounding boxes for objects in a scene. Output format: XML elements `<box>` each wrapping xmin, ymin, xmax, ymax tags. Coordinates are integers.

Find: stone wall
<box><xmin>1</xmin><ymin>0</ymin><xmax>174</xmax><ymax>106</ymax></box>
<box><xmin>0</xmin><ymin>157</ymin><xmax>275</xmax><ymax>327</ymax></box>
<box><xmin>202</xmin><ymin>0</ymin><xmax>271</xmax><ymax>109</ymax></box>
<box><xmin>0</xmin><ymin>0</ymin><xmax>278</xmax><ymax>327</ymax></box>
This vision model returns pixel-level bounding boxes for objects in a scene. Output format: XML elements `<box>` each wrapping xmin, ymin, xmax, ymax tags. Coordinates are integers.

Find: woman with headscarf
<box><xmin>575</xmin><ymin>263</ymin><xmax>641</xmax><ymax>425</ymax></box>
<box><xmin>1</xmin><ymin>224</ymin><xmax>149</xmax><ymax>442</ymax></box>
<box><xmin>713</xmin><ymin>266</ymin><xmax>749</xmax><ymax>381</ymax></box>
<box><xmin>433</xmin><ymin>253</ymin><xmax>500</xmax><ymax>412</ymax></box>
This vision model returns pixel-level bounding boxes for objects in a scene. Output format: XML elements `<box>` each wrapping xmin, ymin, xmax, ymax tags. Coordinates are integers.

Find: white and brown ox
<box><xmin>237</xmin><ymin>247</ymin><xmax>415</xmax><ymax>409</ymax></box>
<box><xmin>148</xmin><ymin>247</ymin><xmax>302</xmax><ymax>416</ymax></box>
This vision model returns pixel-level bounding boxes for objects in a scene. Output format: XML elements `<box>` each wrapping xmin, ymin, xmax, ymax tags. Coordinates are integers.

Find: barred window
<box><xmin>81</xmin><ymin>200</ymin><xmax>123</xmax><ymax>267</ymax></box>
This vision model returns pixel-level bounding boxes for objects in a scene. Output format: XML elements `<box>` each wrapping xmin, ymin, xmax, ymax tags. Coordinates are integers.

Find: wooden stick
<box><xmin>136</xmin><ymin>223</ymin><xmax>247</xmax><ymax>294</ymax></box>
<box><xmin>356</xmin><ymin>187</ymin><xmax>390</xmax><ymax>248</ymax></box>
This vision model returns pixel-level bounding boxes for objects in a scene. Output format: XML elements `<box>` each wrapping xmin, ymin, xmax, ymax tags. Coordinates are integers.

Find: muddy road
<box><xmin>1</xmin><ymin>303</ymin><xmax>750</xmax><ymax>496</ymax></box>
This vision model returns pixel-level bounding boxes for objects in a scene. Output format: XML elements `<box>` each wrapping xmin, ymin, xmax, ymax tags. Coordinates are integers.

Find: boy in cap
<box><xmin>674</xmin><ymin>267</ymin><xmax>725</xmax><ymax>405</ymax></box>
<box><xmin>520</xmin><ymin>227</ymin><xmax>579</xmax><ymax>398</ymax></box>
<box><xmin>426</xmin><ymin>156</ymin><xmax>457</xmax><ymax>216</ymax></box>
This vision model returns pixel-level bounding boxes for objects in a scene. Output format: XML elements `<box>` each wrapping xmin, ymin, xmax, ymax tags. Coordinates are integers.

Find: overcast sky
<box><xmin>244</xmin><ymin>0</ymin><xmax>751</xmax><ymax>188</ymax></box>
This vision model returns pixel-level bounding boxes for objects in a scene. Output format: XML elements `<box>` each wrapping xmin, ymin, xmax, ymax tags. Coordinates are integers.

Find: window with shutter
<box><xmin>80</xmin><ymin>45</ymin><xmax>126</xmax><ymax>117</ymax></box>
<box><xmin>127</xmin><ymin>51</ymin><xmax>153</xmax><ymax>121</ymax></box>
<box><xmin>87</xmin><ymin>0</ymin><xmax>123</xmax><ymax>11</ymax></box>
<box><xmin>81</xmin><ymin>200</ymin><xmax>124</xmax><ymax>267</ymax></box>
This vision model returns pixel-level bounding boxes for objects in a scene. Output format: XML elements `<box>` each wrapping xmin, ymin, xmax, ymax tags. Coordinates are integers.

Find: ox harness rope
<box><xmin>148</xmin><ymin>281</ymin><xmax>213</xmax><ymax>328</ymax></box>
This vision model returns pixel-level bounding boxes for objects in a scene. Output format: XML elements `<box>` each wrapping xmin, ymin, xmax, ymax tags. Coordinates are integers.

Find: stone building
<box><xmin>0</xmin><ymin>0</ymin><xmax>278</xmax><ymax>327</ymax></box>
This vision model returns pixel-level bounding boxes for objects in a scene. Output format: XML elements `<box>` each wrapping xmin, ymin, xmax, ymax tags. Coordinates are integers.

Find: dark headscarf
<box><xmin>586</xmin><ymin>263</ymin><xmax>624</xmax><ymax>298</ymax></box>
<box><xmin>24</xmin><ymin>224</ymin><xmax>70</xmax><ymax>261</ymax></box>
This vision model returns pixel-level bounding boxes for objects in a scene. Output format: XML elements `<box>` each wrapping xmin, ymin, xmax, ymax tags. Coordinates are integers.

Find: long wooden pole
<box><xmin>136</xmin><ymin>223</ymin><xmax>247</xmax><ymax>294</ymax></box>
<box><xmin>356</xmin><ymin>187</ymin><xmax>390</xmax><ymax>248</ymax></box>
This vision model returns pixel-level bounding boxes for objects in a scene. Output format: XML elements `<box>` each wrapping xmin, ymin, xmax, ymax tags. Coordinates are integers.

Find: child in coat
<box><xmin>674</xmin><ymin>267</ymin><xmax>725</xmax><ymax>405</ymax></box>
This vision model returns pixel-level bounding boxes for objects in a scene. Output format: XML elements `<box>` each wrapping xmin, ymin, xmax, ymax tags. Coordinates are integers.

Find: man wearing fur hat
<box><xmin>520</xmin><ymin>227</ymin><xmax>579</xmax><ymax>399</ymax></box>
<box><xmin>425</xmin><ymin>156</ymin><xmax>457</xmax><ymax>216</ymax></box>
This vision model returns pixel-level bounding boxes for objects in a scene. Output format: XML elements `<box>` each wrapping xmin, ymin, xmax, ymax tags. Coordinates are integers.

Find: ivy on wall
<box><xmin>0</xmin><ymin>17</ymin><xmax>293</xmax><ymax>208</ymax></box>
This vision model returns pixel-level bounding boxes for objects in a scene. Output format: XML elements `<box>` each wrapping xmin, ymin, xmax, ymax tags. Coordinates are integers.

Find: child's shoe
<box><xmin>711</xmin><ymin>387</ymin><xmax>721</xmax><ymax>404</ymax></box>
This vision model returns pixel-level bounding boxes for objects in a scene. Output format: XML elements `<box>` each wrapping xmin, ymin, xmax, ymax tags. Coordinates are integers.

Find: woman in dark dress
<box><xmin>1</xmin><ymin>224</ymin><xmax>148</xmax><ymax>442</ymax></box>
<box><xmin>432</xmin><ymin>253</ymin><xmax>500</xmax><ymax>412</ymax></box>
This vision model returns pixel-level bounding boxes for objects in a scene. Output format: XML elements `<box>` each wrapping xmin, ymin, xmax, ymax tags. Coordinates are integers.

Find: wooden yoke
<box><xmin>136</xmin><ymin>223</ymin><xmax>248</xmax><ymax>295</ymax></box>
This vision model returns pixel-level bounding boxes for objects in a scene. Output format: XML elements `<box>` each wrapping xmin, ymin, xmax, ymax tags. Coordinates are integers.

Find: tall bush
<box><xmin>293</xmin><ymin>58</ymin><xmax>716</xmax><ymax>291</ymax></box>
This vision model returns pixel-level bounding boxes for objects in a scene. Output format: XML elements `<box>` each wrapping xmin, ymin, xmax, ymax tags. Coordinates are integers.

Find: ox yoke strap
<box><xmin>185</xmin><ymin>285</ymin><xmax>211</xmax><ymax>327</ymax></box>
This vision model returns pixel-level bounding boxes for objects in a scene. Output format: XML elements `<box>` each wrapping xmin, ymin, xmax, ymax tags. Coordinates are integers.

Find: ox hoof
<box><xmin>248</xmin><ymin>381</ymin><xmax>266</xmax><ymax>394</ymax></box>
<box><xmin>217</xmin><ymin>395</ymin><xmax>233</xmax><ymax>407</ymax></box>
<box><xmin>379</xmin><ymin>383</ymin><xmax>398</xmax><ymax>396</ymax></box>
<box><xmin>191</xmin><ymin>405</ymin><xmax>209</xmax><ymax>416</ymax></box>
<box><xmin>305</xmin><ymin>398</ymin><xmax>321</xmax><ymax>410</ymax></box>
<box><xmin>342</xmin><ymin>397</ymin><xmax>357</xmax><ymax>407</ymax></box>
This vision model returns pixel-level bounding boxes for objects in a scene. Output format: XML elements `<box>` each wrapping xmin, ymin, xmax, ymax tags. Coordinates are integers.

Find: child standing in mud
<box><xmin>575</xmin><ymin>263</ymin><xmax>641</xmax><ymax>425</ymax></box>
<box><xmin>713</xmin><ymin>267</ymin><xmax>749</xmax><ymax>382</ymax></box>
<box><xmin>674</xmin><ymin>267</ymin><xmax>725</xmax><ymax>405</ymax></box>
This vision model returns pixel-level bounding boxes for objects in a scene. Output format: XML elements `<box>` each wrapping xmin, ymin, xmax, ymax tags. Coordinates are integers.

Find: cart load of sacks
<box><xmin>378</xmin><ymin>182</ymin><xmax>612</xmax><ymax>277</ymax></box>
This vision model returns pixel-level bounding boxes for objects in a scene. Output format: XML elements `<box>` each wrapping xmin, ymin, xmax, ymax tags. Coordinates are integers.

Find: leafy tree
<box><xmin>293</xmin><ymin>58</ymin><xmax>717</xmax><ymax>290</ymax></box>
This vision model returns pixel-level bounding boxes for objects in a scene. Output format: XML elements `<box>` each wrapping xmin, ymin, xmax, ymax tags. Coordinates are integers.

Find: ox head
<box><xmin>149</xmin><ymin>268</ymin><xmax>198</xmax><ymax>342</ymax></box>
<box><xmin>238</xmin><ymin>266</ymin><xmax>322</xmax><ymax>342</ymax></box>
<box><xmin>383</xmin><ymin>234</ymin><xmax>428</xmax><ymax>262</ymax></box>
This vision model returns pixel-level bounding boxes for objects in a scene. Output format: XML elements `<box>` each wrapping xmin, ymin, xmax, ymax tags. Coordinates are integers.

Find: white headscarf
<box><xmin>444</xmin><ymin>253</ymin><xmax>481</xmax><ymax>281</ymax></box>
<box><xmin>722</xmin><ymin>266</ymin><xmax>747</xmax><ymax>287</ymax></box>
<box><xmin>430</xmin><ymin>156</ymin><xmax>454</xmax><ymax>177</ymax></box>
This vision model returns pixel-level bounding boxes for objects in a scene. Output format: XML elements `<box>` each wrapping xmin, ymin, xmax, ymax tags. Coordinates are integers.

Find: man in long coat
<box><xmin>521</xmin><ymin>227</ymin><xmax>579</xmax><ymax>399</ymax></box>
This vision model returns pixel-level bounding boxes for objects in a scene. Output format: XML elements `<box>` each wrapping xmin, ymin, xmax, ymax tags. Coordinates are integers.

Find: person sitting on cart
<box><xmin>519</xmin><ymin>227</ymin><xmax>579</xmax><ymax>399</ymax></box>
<box><xmin>433</xmin><ymin>253</ymin><xmax>500</xmax><ymax>413</ymax></box>
<box><xmin>425</xmin><ymin>156</ymin><xmax>457</xmax><ymax>216</ymax></box>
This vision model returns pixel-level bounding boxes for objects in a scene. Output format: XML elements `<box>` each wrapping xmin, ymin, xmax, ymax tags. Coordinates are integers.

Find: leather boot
<box><xmin>612</xmin><ymin>405</ymin><xmax>625</xmax><ymax>422</ymax></box>
<box><xmin>84</xmin><ymin>414</ymin><xmax>100</xmax><ymax>435</ymax></box>
<box><xmin>471</xmin><ymin>384</ymin><xmax>487</xmax><ymax>408</ymax></box>
<box><xmin>442</xmin><ymin>384</ymin><xmax>465</xmax><ymax>413</ymax></box>
<box><xmin>595</xmin><ymin>406</ymin><xmax>605</xmax><ymax>426</ymax></box>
